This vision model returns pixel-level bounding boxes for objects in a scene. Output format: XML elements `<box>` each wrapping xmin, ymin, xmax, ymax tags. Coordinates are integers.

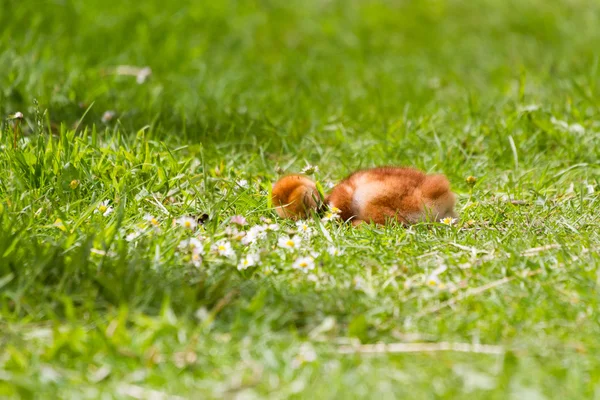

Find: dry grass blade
<box><xmin>521</xmin><ymin>244</ymin><xmax>561</xmax><ymax>256</ymax></box>
<box><xmin>338</xmin><ymin>341</ymin><xmax>504</xmax><ymax>355</ymax></box>
<box><xmin>416</xmin><ymin>269</ymin><xmax>542</xmax><ymax>317</ymax></box>
<box><xmin>117</xmin><ymin>384</ymin><xmax>185</xmax><ymax>400</ymax></box>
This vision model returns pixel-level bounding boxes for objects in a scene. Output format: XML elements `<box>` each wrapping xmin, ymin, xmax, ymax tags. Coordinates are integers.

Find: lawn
<box><xmin>1</xmin><ymin>0</ymin><xmax>600</xmax><ymax>398</ymax></box>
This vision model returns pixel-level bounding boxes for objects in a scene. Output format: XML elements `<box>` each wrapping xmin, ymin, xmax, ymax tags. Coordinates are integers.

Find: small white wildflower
<box><xmin>551</xmin><ymin>117</ymin><xmax>585</xmax><ymax>134</ymax></box>
<box><xmin>39</xmin><ymin>365</ymin><xmax>61</xmax><ymax>383</ymax></box>
<box><xmin>518</xmin><ymin>104</ymin><xmax>540</xmax><ymax>113</ymax></box>
<box><xmin>296</xmin><ymin>220</ymin><xmax>314</xmax><ymax>236</ymax></box>
<box><xmin>230</xmin><ymin>229</ymin><xmax>246</xmax><ymax>241</ymax></box>
<box><xmin>263</xmin><ymin>265</ymin><xmax>277</xmax><ymax>275</ymax></box>
<box><xmin>265</xmin><ymin>223</ymin><xmax>280</xmax><ymax>231</ymax></box>
<box><xmin>176</xmin><ymin>216</ymin><xmax>198</xmax><ymax>230</ymax></box>
<box><xmin>143</xmin><ymin>214</ymin><xmax>160</xmax><ymax>227</ymax></box>
<box><xmin>278</xmin><ymin>235</ymin><xmax>302</xmax><ymax>251</ymax></box>
<box><xmin>292</xmin><ymin>343</ymin><xmax>317</xmax><ymax>369</ymax></box>
<box><xmin>95</xmin><ymin>201</ymin><xmax>113</xmax><ymax>217</ymax></box>
<box><xmin>230</xmin><ymin>215</ymin><xmax>247</xmax><ymax>226</ymax></box>
<box><xmin>426</xmin><ymin>274</ymin><xmax>441</xmax><ymax>287</ymax></box>
<box><xmin>570</xmin><ymin>123</ymin><xmax>585</xmax><ymax>134</ymax></box>
<box><xmin>191</xmin><ymin>248</ymin><xmax>203</xmax><ymax>267</ymax></box>
<box><xmin>242</xmin><ymin>225</ymin><xmax>267</xmax><ymax>245</ymax></box>
<box><xmin>101</xmin><ymin>110</ymin><xmax>116</xmax><ymax>123</ymax></box>
<box><xmin>136</xmin><ymin>67</ymin><xmax>152</xmax><ymax>84</ymax></box>
<box><xmin>212</xmin><ymin>239</ymin><xmax>235</xmax><ymax>258</ymax></box>
<box><xmin>352</xmin><ymin>276</ymin><xmax>364</xmax><ymax>290</ymax></box>
<box><xmin>13</xmin><ymin>111</ymin><xmax>24</xmax><ymax>120</ymax></box>
<box><xmin>550</xmin><ymin>117</ymin><xmax>569</xmax><ymax>130</ymax></box>
<box><xmin>126</xmin><ymin>230</ymin><xmax>142</xmax><ymax>242</ymax></box>
<box><xmin>237</xmin><ymin>253</ymin><xmax>260</xmax><ymax>271</ymax></box>
<box><xmin>327</xmin><ymin>246</ymin><xmax>343</xmax><ymax>256</ymax></box>
<box><xmin>441</xmin><ymin>217</ymin><xmax>457</xmax><ymax>226</ymax></box>
<box><xmin>292</xmin><ymin>256</ymin><xmax>315</xmax><ymax>272</ymax></box>
<box><xmin>321</xmin><ymin>211</ymin><xmax>340</xmax><ymax>222</ymax></box>
<box><xmin>178</xmin><ymin>238</ymin><xmax>204</xmax><ymax>253</ymax></box>
<box><xmin>586</xmin><ymin>182</ymin><xmax>595</xmax><ymax>194</ymax></box>
<box><xmin>301</xmin><ymin>164</ymin><xmax>319</xmax><ymax>175</ymax></box>
<box><xmin>236</xmin><ymin>179</ymin><xmax>249</xmax><ymax>188</ymax></box>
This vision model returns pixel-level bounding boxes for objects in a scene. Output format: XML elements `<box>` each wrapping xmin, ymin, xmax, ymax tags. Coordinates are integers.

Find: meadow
<box><xmin>1</xmin><ymin>0</ymin><xmax>600</xmax><ymax>398</ymax></box>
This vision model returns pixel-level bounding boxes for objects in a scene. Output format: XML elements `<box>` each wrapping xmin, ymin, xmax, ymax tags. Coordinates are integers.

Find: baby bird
<box><xmin>271</xmin><ymin>174</ymin><xmax>323</xmax><ymax>219</ymax></box>
<box><xmin>271</xmin><ymin>167</ymin><xmax>457</xmax><ymax>225</ymax></box>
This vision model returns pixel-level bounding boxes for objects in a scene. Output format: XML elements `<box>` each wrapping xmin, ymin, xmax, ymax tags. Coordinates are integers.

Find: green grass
<box><xmin>1</xmin><ymin>0</ymin><xmax>600</xmax><ymax>398</ymax></box>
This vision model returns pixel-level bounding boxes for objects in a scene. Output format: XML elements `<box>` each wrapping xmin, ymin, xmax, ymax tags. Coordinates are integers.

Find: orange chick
<box><xmin>271</xmin><ymin>174</ymin><xmax>323</xmax><ymax>219</ymax></box>
<box><xmin>271</xmin><ymin>167</ymin><xmax>457</xmax><ymax>225</ymax></box>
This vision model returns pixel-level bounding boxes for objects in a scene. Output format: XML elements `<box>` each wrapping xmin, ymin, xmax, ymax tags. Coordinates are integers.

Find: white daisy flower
<box><xmin>176</xmin><ymin>216</ymin><xmax>198</xmax><ymax>230</ymax></box>
<box><xmin>321</xmin><ymin>211</ymin><xmax>339</xmax><ymax>222</ymax></box>
<box><xmin>143</xmin><ymin>214</ymin><xmax>160</xmax><ymax>227</ymax></box>
<box><xmin>101</xmin><ymin>110</ymin><xmax>116</xmax><ymax>123</ymax></box>
<box><xmin>237</xmin><ymin>253</ymin><xmax>260</xmax><ymax>271</ymax></box>
<box><xmin>296</xmin><ymin>220</ymin><xmax>314</xmax><ymax>236</ymax></box>
<box><xmin>260</xmin><ymin>223</ymin><xmax>279</xmax><ymax>232</ymax></box>
<box><xmin>425</xmin><ymin>273</ymin><xmax>446</xmax><ymax>289</ymax></box>
<box><xmin>191</xmin><ymin>248</ymin><xmax>203</xmax><ymax>267</ymax></box>
<box><xmin>236</xmin><ymin>179</ymin><xmax>249</xmax><ymax>188</ymax></box>
<box><xmin>321</xmin><ymin>207</ymin><xmax>340</xmax><ymax>222</ymax></box>
<box><xmin>242</xmin><ymin>225</ymin><xmax>267</xmax><ymax>245</ymax></box>
<box><xmin>301</xmin><ymin>164</ymin><xmax>319</xmax><ymax>175</ymax></box>
<box><xmin>327</xmin><ymin>246</ymin><xmax>343</xmax><ymax>256</ymax></box>
<box><xmin>229</xmin><ymin>215</ymin><xmax>247</xmax><ymax>226</ymax></box>
<box><xmin>212</xmin><ymin>239</ymin><xmax>235</xmax><ymax>258</ymax></box>
<box><xmin>178</xmin><ymin>238</ymin><xmax>204</xmax><ymax>253</ymax></box>
<box><xmin>95</xmin><ymin>201</ymin><xmax>114</xmax><ymax>217</ymax></box>
<box><xmin>441</xmin><ymin>217</ymin><xmax>457</xmax><ymax>226</ymax></box>
<box><xmin>278</xmin><ymin>235</ymin><xmax>302</xmax><ymax>251</ymax></box>
<box><xmin>292</xmin><ymin>256</ymin><xmax>315</xmax><ymax>272</ymax></box>
<box><xmin>126</xmin><ymin>230</ymin><xmax>142</xmax><ymax>242</ymax></box>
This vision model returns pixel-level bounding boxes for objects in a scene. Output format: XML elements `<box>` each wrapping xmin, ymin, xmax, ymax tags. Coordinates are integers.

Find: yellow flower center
<box><xmin>98</xmin><ymin>205</ymin><xmax>107</xmax><ymax>213</ymax></box>
<box><xmin>184</xmin><ymin>221</ymin><xmax>191</xmax><ymax>228</ymax></box>
<box><xmin>151</xmin><ymin>218</ymin><xmax>158</xmax><ymax>226</ymax></box>
<box><xmin>286</xmin><ymin>240</ymin><xmax>295</xmax><ymax>247</ymax></box>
